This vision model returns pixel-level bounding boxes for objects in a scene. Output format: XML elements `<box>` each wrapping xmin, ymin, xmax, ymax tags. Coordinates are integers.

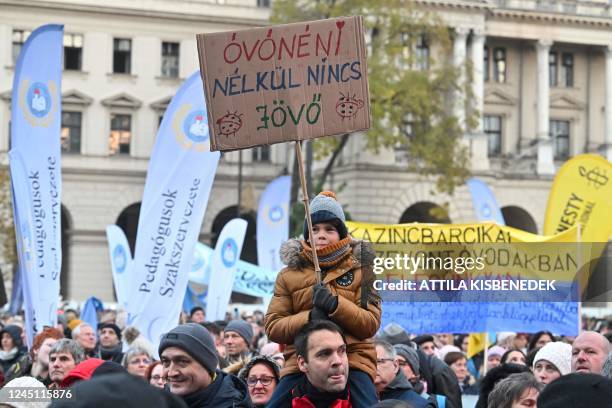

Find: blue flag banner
<box><xmin>105</xmin><ymin>225</ymin><xmax>133</xmax><ymax>311</ymax></box>
<box><xmin>466</xmin><ymin>178</ymin><xmax>505</xmax><ymax>225</ymax></box>
<box><xmin>381</xmin><ymin>301</ymin><xmax>579</xmax><ymax>336</ymax></box>
<box><xmin>81</xmin><ymin>296</ymin><xmax>103</xmax><ymax>330</ymax></box>
<box><xmin>206</xmin><ymin>219</ymin><xmax>247</xmax><ymax>321</ymax></box>
<box><xmin>9</xmin><ymin>24</ymin><xmax>63</xmax><ymax>346</ymax></box>
<box><xmin>188</xmin><ymin>242</ymin><xmax>276</xmax><ymax>298</ymax></box>
<box><xmin>257</xmin><ymin>175</ymin><xmax>291</xmax><ymax>272</ymax></box>
<box><xmin>128</xmin><ymin>72</ymin><xmax>220</xmax><ymax>345</ymax></box>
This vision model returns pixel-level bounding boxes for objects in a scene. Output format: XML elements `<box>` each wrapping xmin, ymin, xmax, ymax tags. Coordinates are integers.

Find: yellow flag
<box><xmin>467</xmin><ymin>333</ymin><xmax>487</xmax><ymax>358</ymax></box>
<box><xmin>544</xmin><ymin>154</ymin><xmax>612</xmax><ymax>242</ymax></box>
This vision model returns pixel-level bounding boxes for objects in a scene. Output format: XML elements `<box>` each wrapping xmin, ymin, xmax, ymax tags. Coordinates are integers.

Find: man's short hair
<box><xmin>295</xmin><ymin>320</ymin><xmax>346</xmax><ymax>363</ymax></box>
<box><xmin>201</xmin><ymin>322</ymin><xmax>221</xmax><ymax>337</ymax></box>
<box><xmin>487</xmin><ymin>372</ymin><xmax>543</xmax><ymax>408</ymax></box>
<box><xmin>374</xmin><ymin>340</ymin><xmax>396</xmax><ymax>359</ymax></box>
<box><xmin>49</xmin><ymin>339</ymin><xmax>86</xmax><ymax>365</ymax></box>
<box><xmin>71</xmin><ymin>323</ymin><xmax>93</xmax><ymax>340</ymax></box>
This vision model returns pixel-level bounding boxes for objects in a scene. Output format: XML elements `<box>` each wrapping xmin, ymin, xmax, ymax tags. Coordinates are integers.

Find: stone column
<box><xmin>605</xmin><ymin>46</ymin><xmax>612</xmax><ymax>161</ymax></box>
<box><xmin>453</xmin><ymin>27</ymin><xmax>469</xmax><ymax>131</ymax></box>
<box><xmin>469</xmin><ymin>28</ymin><xmax>489</xmax><ymax>170</ymax></box>
<box><xmin>536</xmin><ymin>39</ymin><xmax>555</xmax><ymax>175</ymax></box>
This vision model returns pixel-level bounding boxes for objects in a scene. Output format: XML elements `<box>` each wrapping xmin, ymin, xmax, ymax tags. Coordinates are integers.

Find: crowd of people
<box><xmin>0</xmin><ymin>190</ymin><xmax>609</xmax><ymax>407</ymax></box>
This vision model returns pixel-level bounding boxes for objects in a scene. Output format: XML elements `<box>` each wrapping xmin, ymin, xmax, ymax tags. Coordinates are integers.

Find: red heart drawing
<box><xmin>336</xmin><ymin>21</ymin><xmax>345</xmax><ymax>30</ymax></box>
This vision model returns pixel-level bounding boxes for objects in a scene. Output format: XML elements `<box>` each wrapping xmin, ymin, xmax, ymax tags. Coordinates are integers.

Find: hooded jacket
<box><xmin>181</xmin><ymin>369</ymin><xmax>252</xmax><ymax>408</ymax></box>
<box><xmin>265</xmin><ymin>238</ymin><xmax>381</xmax><ymax>381</ymax></box>
<box><xmin>379</xmin><ymin>370</ymin><xmax>428</xmax><ymax>408</ymax></box>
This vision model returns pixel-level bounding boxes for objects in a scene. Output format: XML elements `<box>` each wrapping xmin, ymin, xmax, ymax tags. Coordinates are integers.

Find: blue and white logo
<box><xmin>113</xmin><ymin>245</ymin><xmax>127</xmax><ymax>273</ymax></box>
<box><xmin>26</xmin><ymin>82</ymin><xmax>51</xmax><ymax>118</ymax></box>
<box><xmin>183</xmin><ymin>110</ymin><xmax>209</xmax><ymax>143</ymax></box>
<box><xmin>480</xmin><ymin>203</ymin><xmax>492</xmax><ymax>218</ymax></box>
<box><xmin>268</xmin><ymin>205</ymin><xmax>284</xmax><ymax>223</ymax></box>
<box><xmin>221</xmin><ymin>238</ymin><xmax>238</xmax><ymax>268</ymax></box>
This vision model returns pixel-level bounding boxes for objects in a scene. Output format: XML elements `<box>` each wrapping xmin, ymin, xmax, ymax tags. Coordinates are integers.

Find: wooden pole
<box><xmin>295</xmin><ymin>141</ymin><xmax>321</xmax><ymax>283</ymax></box>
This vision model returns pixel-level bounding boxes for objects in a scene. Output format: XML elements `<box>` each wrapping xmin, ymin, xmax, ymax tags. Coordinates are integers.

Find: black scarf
<box><xmin>292</xmin><ymin>376</ymin><xmax>349</xmax><ymax>408</ymax></box>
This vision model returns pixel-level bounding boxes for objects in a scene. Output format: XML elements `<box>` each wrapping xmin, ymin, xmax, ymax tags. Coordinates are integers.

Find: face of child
<box><xmin>312</xmin><ymin>222</ymin><xmax>340</xmax><ymax>249</ymax></box>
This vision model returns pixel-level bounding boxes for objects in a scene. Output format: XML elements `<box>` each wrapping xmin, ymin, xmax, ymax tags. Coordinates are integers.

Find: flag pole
<box><xmin>295</xmin><ymin>141</ymin><xmax>321</xmax><ymax>283</ymax></box>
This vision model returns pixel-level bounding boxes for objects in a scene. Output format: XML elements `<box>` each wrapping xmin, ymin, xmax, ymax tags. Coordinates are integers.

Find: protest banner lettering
<box><xmin>196</xmin><ymin>16</ymin><xmax>370</xmax><ymax>151</ymax></box>
<box><xmin>128</xmin><ymin>72</ymin><xmax>220</xmax><ymax>345</ymax></box>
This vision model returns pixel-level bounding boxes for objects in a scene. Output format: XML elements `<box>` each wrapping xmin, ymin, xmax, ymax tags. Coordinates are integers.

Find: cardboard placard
<box><xmin>196</xmin><ymin>16</ymin><xmax>370</xmax><ymax>152</ymax></box>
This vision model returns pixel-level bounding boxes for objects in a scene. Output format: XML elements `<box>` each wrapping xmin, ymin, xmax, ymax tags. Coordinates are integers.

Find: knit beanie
<box><xmin>413</xmin><ymin>334</ymin><xmax>435</xmax><ymax>346</ymax></box>
<box><xmin>537</xmin><ymin>373</ymin><xmax>612</xmax><ymax>408</ymax></box>
<box><xmin>533</xmin><ymin>341</ymin><xmax>572</xmax><ymax>375</ymax></box>
<box><xmin>303</xmin><ymin>191</ymin><xmax>347</xmax><ymax>241</ymax></box>
<box><xmin>394</xmin><ymin>344</ymin><xmax>420</xmax><ymax>375</ymax></box>
<box><xmin>225</xmin><ymin>319</ymin><xmax>253</xmax><ymax>345</ymax></box>
<box><xmin>0</xmin><ymin>325</ymin><xmax>23</xmax><ymax>347</ymax></box>
<box><xmin>98</xmin><ymin>323</ymin><xmax>122</xmax><ymax>342</ymax></box>
<box><xmin>438</xmin><ymin>345</ymin><xmax>462</xmax><ymax>361</ymax></box>
<box><xmin>488</xmin><ymin>346</ymin><xmax>507</xmax><ymax>359</ymax></box>
<box><xmin>379</xmin><ymin>323</ymin><xmax>412</xmax><ymax>345</ymax></box>
<box><xmin>159</xmin><ymin>324</ymin><xmax>218</xmax><ymax>375</ymax></box>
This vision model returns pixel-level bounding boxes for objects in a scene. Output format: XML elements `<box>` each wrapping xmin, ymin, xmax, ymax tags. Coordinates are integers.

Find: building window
<box><xmin>109</xmin><ymin>114</ymin><xmax>131</xmax><ymax>155</ymax></box>
<box><xmin>113</xmin><ymin>38</ymin><xmax>131</xmax><ymax>74</ymax></box>
<box><xmin>12</xmin><ymin>29</ymin><xmax>31</xmax><ymax>64</ymax></box>
<box><xmin>561</xmin><ymin>53</ymin><xmax>573</xmax><ymax>87</ymax></box>
<box><xmin>257</xmin><ymin>0</ymin><xmax>271</xmax><ymax>7</ymax></box>
<box><xmin>252</xmin><ymin>146</ymin><xmax>270</xmax><ymax>162</ymax></box>
<box><xmin>549</xmin><ymin>52</ymin><xmax>558</xmax><ymax>87</ymax></box>
<box><xmin>493</xmin><ymin>48</ymin><xmax>506</xmax><ymax>83</ymax></box>
<box><xmin>415</xmin><ymin>34</ymin><xmax>429</xmax><ymax>71</ymax></box>
<box><xmin>61</xmin><ymin>112</ymin><xmax>82</xmax><ymax>153</ymax></box>
<box><xmin>161</xmin><ymin>42</ymin><xmax>179</xmax><ymax>78</ymax></box>
<box><xmin>550</xmin><ymin>120</ymin><xmax>570</xmax><ymax>159</ymax></box>
<box><xmin>484</xmin><ymin>115</ymin><xmax>502</xmax><ymax>156</ymax></box>
<box><xmin>64</xmin><ymin>34</ymin><xmax>83</xmax><ymax>71</ymax></box>
<box><xmin>484</xmin><ymin>46</ymin><xmax>489</xmax><ymax>82</ymax></box>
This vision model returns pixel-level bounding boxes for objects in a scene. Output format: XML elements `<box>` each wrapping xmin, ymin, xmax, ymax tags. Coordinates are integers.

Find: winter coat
<box><xmin>417</xmin><ymin>350</ymin><xmax>462</xmax><ymax>408</ymax></box>
<box><xmin>181</xmin><ymin>370</ymin><xmax>252</xmax><ymax>408</ymax></box>
<box><xmin>265</xmin><ymin>238</ymin><xmax>381</xmax><ymax>381</ymax></box>
<box><xmin>379</xmin><ymin>370</ymin><xmax>428</xmax><ymax>408</ymax></box>
<box><xmin>60</xmin><ymin>358</ymin><xmax>106</xmax><ymax>388</ymax></box>
<box><xmin>290</xmin><ymin>376</ymin><xmax>352</xmax><ymax>408</ymax></box>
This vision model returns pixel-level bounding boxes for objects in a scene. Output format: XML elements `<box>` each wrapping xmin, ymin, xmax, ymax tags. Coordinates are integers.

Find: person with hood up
<box><xmin>0</xmin><ymin>325</ymin><xmax>26</xmax><ymax>374</ymax></box>
<box><xmin>159</xmin><ymin>323</ymin><xmax>252</xmax><ymax>407</ymax></box>
<box><xmin>265</xmin><ymin>191</ymin><xmax>381</xmax><ymax>408</ymax></box>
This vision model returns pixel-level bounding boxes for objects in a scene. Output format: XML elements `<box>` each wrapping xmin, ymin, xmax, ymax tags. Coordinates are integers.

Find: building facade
<box><xmin>0</xmin><ymin>0</ymin><xmax>609</xmax><ymax>302</ymax></box>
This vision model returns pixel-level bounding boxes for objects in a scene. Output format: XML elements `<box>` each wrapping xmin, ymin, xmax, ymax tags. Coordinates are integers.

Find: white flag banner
<box><xmin>105</xmin><ymin>225</ymin><xmax>133</xmax><ymax>311</ymax></box>
<box><xmin>206</xmin><ymin>219</ymin><xmax>247</xmax><ymax>321</ymax></box>
<box><xmin>128</xmin><ymin>72</ymin><xmax>220</xmax><ymax>345</ymax></box>
<box><xmin>9</xmin><ymin>24</ymin><xmax>63</xmax><ymax>346</ymax></box>
<box><xmin>257</xmin><ymin>175</ymin><xmax>290</xmax><ymax>272</ymax></box>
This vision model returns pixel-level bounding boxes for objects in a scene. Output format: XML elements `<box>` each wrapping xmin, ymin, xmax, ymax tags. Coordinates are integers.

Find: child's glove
<box><xmin>312</xmin><ymin>283</ymin><xmax>338</xmax><ymax>314</ymax></box>
<box><xmin>309</xmin><ymin>307</ymin><xmax>329</xmax><ymax>321</ymax></box>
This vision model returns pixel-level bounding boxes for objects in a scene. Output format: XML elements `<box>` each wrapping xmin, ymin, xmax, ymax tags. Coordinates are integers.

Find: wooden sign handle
<box><xmin>295</xmin><ymin>141</ymin><xmax>322</xmax><ymax>283</ymax></box>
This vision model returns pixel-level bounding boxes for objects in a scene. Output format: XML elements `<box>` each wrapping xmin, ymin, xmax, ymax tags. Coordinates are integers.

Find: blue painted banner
<box><xmin>128</xmin><ymin>72</ymin><xmax>221</xmax><ymax>345</ymax></box>
<box><xmin>9</xmin><ymin>24</ymin><xmax>63</xmax><ymax>346</ymax></box>
<box><xmin>381</xmin><ymin>301</ymin><xmax>579</xmax><ymax>336</ymax></box>
<box><xmin>187</xmin><ymin>242</ymin><xmax>276</xmax><ymax>299</ymax></box>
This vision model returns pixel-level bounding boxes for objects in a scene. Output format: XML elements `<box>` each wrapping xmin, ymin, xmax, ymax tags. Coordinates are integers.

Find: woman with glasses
<box><xmin>145</xmin><ymin>360</ymin><xmax>165</xmax><ymax>389</ymax></box>
<box><xmin>238</xmin><ymin>355</ymin><xmax>280</xmax><ymax>407</ymax></box>
<box><xmin>122</xmin><ymin>346</ymin><xmax>153</xmax><ymax>379</ymax></box>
